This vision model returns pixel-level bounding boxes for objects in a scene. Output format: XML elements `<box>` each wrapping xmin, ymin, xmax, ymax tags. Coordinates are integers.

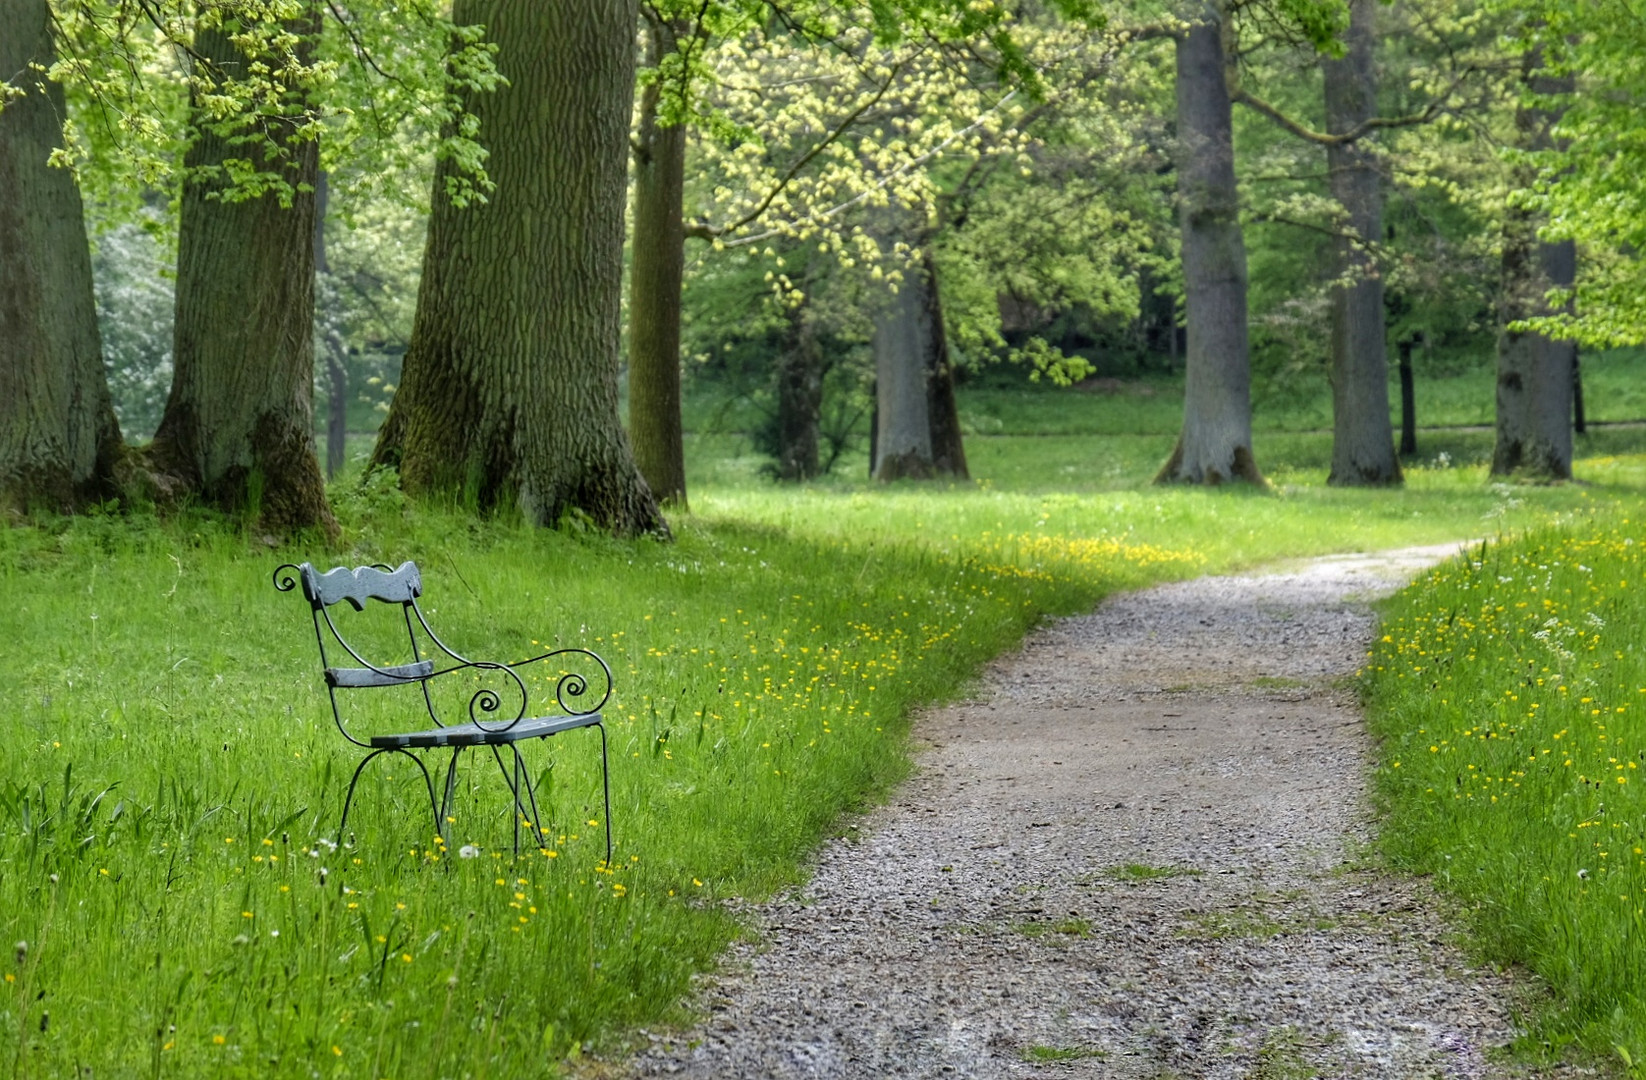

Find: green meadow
<box><xmin>4</xmin><ymin>361</ymin><xmax>1646</xmax><ymax>1077</ymax></box>
<box><xmin>1368</xmin><ymin>515</ymin><xmax>1646</xmax><ymax>1072</ymax></box>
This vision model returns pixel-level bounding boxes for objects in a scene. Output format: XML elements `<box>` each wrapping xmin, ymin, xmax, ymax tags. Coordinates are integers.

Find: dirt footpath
<box><xmin>628</xmin><ymin>546</ymin><xmax>1596</xmax><ymax>1079</ymax></box>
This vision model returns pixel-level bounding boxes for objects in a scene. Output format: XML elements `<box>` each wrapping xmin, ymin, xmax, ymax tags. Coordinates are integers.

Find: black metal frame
<box><xmin>274</xmin><ymin>561</ymin><xmax>613</xmax><ymax>860</ymax></box>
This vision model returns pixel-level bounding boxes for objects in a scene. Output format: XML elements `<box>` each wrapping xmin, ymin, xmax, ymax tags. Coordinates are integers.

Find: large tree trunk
<box><xmin>871</xmin><ymin>242</ymin><xmax>968</xmax><ymax>482</ymax></box>
<box><xmin>1156</xmin><ymin>4</ymin><xmax>1262</xmax><ymax>486</ymax></box>
<box><xmin>1492</xmin><ymin>50</ymin><xmax>1574</xmax><ymax>481</ymax></box>
<box><xmin>147</xmin><ymin>17</ymin><xmax>336</xmax><ymax>535</ymax></box>
<box><xmin>1323</xmin><ymin>0</ymin><xmax>1401</xmax><ymax>486</ymax></box>
<box><xmin>774</xmin><ymin>299</ymin><xmax>823</xmax><ymax>482</ymax></box>
<box><xmin>371</xmin><ymin>0</ymin><xmax>663</xmax><ymax>534</ymax></box>
<box><xmin>0</xmin><ymin>0</ymin><xmax>123</xmax><ymax>512</ymax></box>
<box><xmin>871</xmin><ymin>273</ymin><xmax>933</xmax><ymax>481</ymax></box>
<box><xmin>627</xmin><ymin>13</ymin><xmax>688</xmax><ymax>506</ymax></box>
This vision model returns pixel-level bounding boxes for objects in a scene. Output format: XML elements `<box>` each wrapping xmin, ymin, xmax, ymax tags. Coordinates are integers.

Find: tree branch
<box><xmin>685</xmin><ymin>57</ymin><xmax>909</xmax><ymax>242</ymax></box>
<box><xmin>1232</xmin><ymin>65</ymin><xmax>1476</xmax><ymax>146</ymax></box>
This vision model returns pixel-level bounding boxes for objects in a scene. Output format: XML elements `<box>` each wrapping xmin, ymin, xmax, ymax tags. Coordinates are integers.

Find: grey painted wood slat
<box><xmin>301</xmin><ymin>561</ymin><xmax>422</xmax><ymax>610</ymax></box>
<box><xmin>325</xmin><ymin>659</ymin><xmax>435</xmax><ymax>688</ymax></box>
<box><xmin>368</xmin><ymin>712</ymin><xmax>601</xmax><ymax>749</ymax></box>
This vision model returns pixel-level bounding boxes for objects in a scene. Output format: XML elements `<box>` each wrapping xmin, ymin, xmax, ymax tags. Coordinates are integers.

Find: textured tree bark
<box><xmin>774</xmin><ymin>300</ymin><xmax>823</xmax><ymax>482</ymax></box>
<box><xmin>1323</xmin><ymin>0</ymin><xmax>1401</xmax><ymax>486</ymax></box>
<box><xmin>871</xmin><ymin>273</ymin><xmax>934</xmax><ymax>481</ymax></box>
<box><xmin>0</xmin><ymin>0</ymin><xmax>124</xmax><ymax>512</ymax></box>
<box><xmin>1156</xmin><ymin>4</ymin><xmax>1262</xmax><ymax>486</ymax></box>
<box><xmin>1492</xmin><ymin>50</ymin><xmax>1574</xmax><ymax>481</ymax></box>
<box><xmin>372</xmin><ymin>0</ymin><xmax>664</xmax><ymax>534</ymax></box>
<box><xmin>627</xmin><ymin>14</ymin><xmax>688</xmax><ymax>506</ymax></box>
<box><xmin>1397</xmin><ymin>338</ymin><xmax>1417</xmax><ymax>456</ymax></box>
<box><xmin>147</xmin><ymin>17</ymin><xmax>336</xmax><ymax>535</ymax></box>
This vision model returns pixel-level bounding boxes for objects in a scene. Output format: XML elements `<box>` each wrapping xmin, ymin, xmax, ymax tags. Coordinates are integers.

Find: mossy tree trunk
<box><xmin>1323</xmin><ymin>0</ymin><xmax>1401</xmax><ymax>487</ymax></box>
<box><xmin>1156</xmin><ymin>3</ymin><xmax>1262</xmax><ymax>486</ymax></box>
<box><xmin>1492</xmin><ymin>49</ymin><xmax>1574</xmax><ymax>481</ymax></box>
<box><xmin>628</xmin><ymin>13</ymin><xmax>688</xmax><ymax>506</ymax></box>
<box><xmin>0</xmin><ymin>0</ymin><xmax>123</xmax><ymax>513</ymax></box>
<box><xmin>372</xmin><ymin>0</ymin><xmax>664</xmax><ymax>535</ymax></box>
<box><xmin>147</xmin><ymin>16</ymin><xmax>336</xmax><ymax>536</ymax></box>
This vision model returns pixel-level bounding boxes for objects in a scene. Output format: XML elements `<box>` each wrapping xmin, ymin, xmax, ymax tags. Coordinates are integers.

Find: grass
<box><xmin>1365</xmin><ymin>511</ymin><xmax>1646</xmax><ymax>1069</ymax></box>
<box><xmin>6</xmin><ymin>371</ymin><xmax>1646</xmax><ymax>1077</ymax></box>
<box><xmin>1108</xmin><ymin>863</ymin><xmax>1204</xmax><ymax>881</ymax></box>
<box><xmin>1020</xmin><ymin>1042</ymin><xmax>1108</xmax><ymax>1062</ymax></box>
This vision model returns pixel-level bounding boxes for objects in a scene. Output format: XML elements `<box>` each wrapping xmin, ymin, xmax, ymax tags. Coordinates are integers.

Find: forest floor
<box><xmin>622</xmin><ymin>546</ymin><xmax>1605</xmax><ymax>1079</ymax></box>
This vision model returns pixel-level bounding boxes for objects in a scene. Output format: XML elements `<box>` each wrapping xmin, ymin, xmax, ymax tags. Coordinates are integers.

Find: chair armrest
<box><xmin>506</xmin><ymin>647</ymin><xmax>613</xmax><ymax>717</ymax></box>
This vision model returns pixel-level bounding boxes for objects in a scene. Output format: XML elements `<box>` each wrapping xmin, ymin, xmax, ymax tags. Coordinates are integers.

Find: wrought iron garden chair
<box><xmin>273</xmin><ymin>561</ymin><xmax>613</xmax><ymax>860</ymax></box>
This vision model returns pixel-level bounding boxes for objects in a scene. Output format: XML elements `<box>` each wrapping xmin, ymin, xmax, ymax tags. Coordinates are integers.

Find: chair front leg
<box><xmin>338</xmin><ymin>748</ymin><xmax>390</xmax><ymax>842</ymax></box>
<box><xmin>439</xmin><ymin>747</ymin><xmax>465</xmax><ymax>838</ymax></box>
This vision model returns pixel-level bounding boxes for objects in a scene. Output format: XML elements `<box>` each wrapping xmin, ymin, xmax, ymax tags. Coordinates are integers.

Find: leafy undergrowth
<box><xmin>1366</xmin><ymin>511</ymin><xmax>1646</xmax><ymax>1070</ymax></box>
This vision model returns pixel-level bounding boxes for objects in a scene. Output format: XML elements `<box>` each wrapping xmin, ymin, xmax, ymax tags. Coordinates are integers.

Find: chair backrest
<box><xmin>298</xmin><ymin>561</ymin><xmax>422</xmax><ymax>610</ymax></box>
<box><xmin>276</xmin><ymin>561</ymin><xmax>445</xmax><ymax>743</ymax></box>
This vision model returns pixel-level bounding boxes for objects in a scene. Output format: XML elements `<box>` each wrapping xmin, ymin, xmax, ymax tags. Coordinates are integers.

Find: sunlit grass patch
<box><xmin>1366</xmin><ymin>510</ymin><xmax>1646</xmax><ymax>1061</ymax></box>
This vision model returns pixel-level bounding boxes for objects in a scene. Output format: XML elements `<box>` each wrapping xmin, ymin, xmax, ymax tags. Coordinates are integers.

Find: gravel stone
<box><xmin>625</xmin><ymin>545</ymin><xmax>1598</xmax><ymax>1079</ymax></box>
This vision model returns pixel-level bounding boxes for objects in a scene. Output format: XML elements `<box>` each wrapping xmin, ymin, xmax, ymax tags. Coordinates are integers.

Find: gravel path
<box><xmin>627</xmin><ymin>546</ymin><xmax>1596</xmax><ymax>1079</ymax></box>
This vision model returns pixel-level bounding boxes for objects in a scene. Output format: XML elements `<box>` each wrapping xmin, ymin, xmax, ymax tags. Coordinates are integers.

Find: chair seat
<box><xmin>369</xmin><ymin>712</ymin><xmax>601</xmax><ymax>749</ymax></box>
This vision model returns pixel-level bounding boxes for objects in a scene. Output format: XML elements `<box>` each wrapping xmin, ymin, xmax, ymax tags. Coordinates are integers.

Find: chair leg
<box><xmin>340</xmin><ymin>749</ymin><xmax>445</xmax><ymax>848</ymax></box>
<box><xmin>596</xmin><ymin>721</ymin><xmax>613</xmax><ymax>866</ymax></box>
<box><xmin>511</xmin><ymin>747</ymin><xmax>523</xmax><ymax>856</ymax></box>
<box><xmin>398</xmin><ymin>750</ymin><xmax>442</xmax><ymax>845</ymax></box>
<box><xmin>439</xmin><ymin>748</ymin><xmax>464</xmax><ymax>834</ymax></box>
<box><xmin>339</xmin><ymin>749</ymin><xmax>389</xmax><ymax>842</ymax></box>
<box><xmin>519</xmin><ymin>747</ymin><xmax>550</xmax><ymax>851</ymax></box>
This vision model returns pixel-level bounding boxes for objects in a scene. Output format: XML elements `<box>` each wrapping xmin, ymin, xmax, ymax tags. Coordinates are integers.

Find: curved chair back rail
<box><xmin>273</xmin><ymin>560</ymin><xmax>615</xmax><ymax>860</ymax></box>
<box><xmin>300</xmin><ymin>561</ymin><xmax>422</xmax><ymax>610</ymax></box>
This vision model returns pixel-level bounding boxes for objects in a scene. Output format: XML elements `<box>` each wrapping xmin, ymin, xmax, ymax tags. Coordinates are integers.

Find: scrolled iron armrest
<box><xmin>421</xmin><ymin>659</ymin><xmax>530</xmax><ymax>733</ymax></box>
<box><xmin>508</xmin><ymin>647</ymin><xmax>613</xmax><ymax>717</ymax></box>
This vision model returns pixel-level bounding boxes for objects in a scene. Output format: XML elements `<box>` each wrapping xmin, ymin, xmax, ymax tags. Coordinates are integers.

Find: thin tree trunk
<box><xmin>1398</xmin><ymin>338</ymin><xmax>1417</xmax><ymax>456</ymax></box>
<box><xmin>1572</xmin><ymin>348</ymin><xmax>1585</xmax><ymax>435</ymax></box>
<box><xmin>775</xmin><ymin>299</ymin><xmax>823</xmax><ymax>482</ymax></box>
<box><xmin>314</xmin><ymin>170</ymin><xmax>348</xmax><ymax>481</ymax></box>
<box><xmin>1156</xmin><ymin>4</ymin><xmax>1262</xmax><ymax>486</ymax></box>
<box><xmin>148</xmin><ymin>16</ymin><xmax>336</xmax><ymax>535</ymax></box>
<box><xmin>922</xmin><ymin>251</ymin><xmax>969</xmax><ymax>480</ymax></box>
<box><xmin>628</xmin><ymin>13</ymin><xmax>688</xmax><ymax>506</ymax></box>
<box><xmin>1323</xmin><ymin>0</ymin><xmax>1401</xmax><ymax>486</ymax></box>
<box><xmin>0</xmin><ymin>0</ymin><xmax>123</xmax><ymax>512</ymax></box>
<box><xmin>371</xmin><ymin>0</ymin><xmax>664</xmax><ymax>535</ymax></box>
<box><xmin>1492</xmin><ymin>49</ymin><xmax>1574</xmax><ymax>481</ymax></box>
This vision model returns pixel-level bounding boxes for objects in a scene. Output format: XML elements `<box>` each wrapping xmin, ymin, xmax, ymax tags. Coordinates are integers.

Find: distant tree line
<box><xmin>0</xmin><ymin>0</ymin><xmax>1630</xmax><ymax>535</ymax></box>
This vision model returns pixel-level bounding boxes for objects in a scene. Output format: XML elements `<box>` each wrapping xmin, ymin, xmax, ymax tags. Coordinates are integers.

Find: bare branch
<box><xmin>1232</xmin><ymin>64</ymin><xmax>1476</xmax><ymax>146</ymax></box>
